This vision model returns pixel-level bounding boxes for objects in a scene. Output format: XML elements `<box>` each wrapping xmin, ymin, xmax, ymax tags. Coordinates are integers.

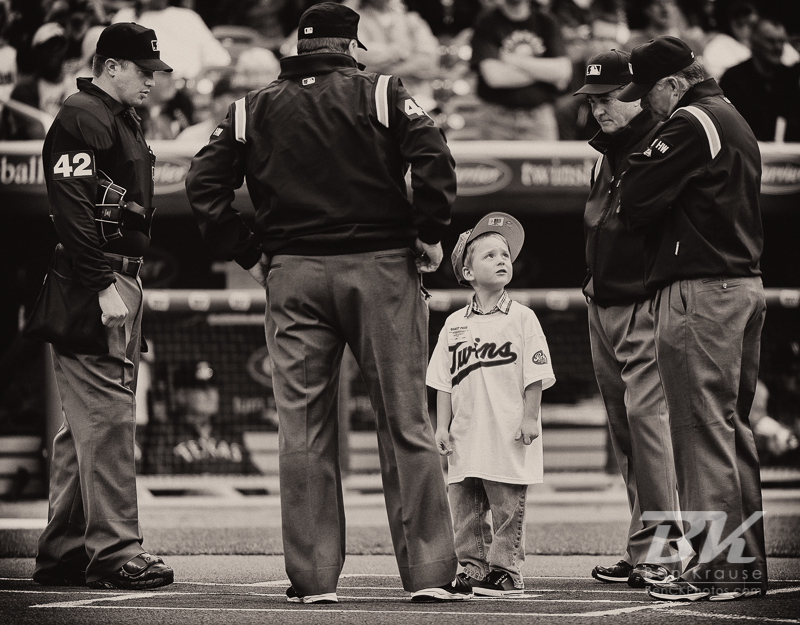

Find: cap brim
<box><xmin>617</xmin><ymin>80</ymin><xmax>654</xmax><ymax>102</ymax></box>
<box><xmin>134</xmin><ymin>58</ymin><xmax>173</xmax><ymax>72</ymax></box>
<box><xmin>573</xmin><ymin>83</ymin><xmax>625</xmax><ymax>96</ymax></box>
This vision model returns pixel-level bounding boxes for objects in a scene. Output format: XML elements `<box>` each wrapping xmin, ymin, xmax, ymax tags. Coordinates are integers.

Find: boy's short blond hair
<box><xmin>462</xmin><ymin>232</ymin><xmax>510</xmax><ymax>277</ymax></box>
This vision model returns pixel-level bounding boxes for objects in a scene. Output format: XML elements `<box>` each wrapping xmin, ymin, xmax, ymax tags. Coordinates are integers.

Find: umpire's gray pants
<box><xmin>35</xmin><ymin>273</ymin><xmax>145</xmax><ymax>583</ymax></box>
<box><xmin>265</xmin><ymin>249</ymin><xmax>457</xmax><ymax>596</ymax></box>
<box><xmin>654</xmin><ymin>276</ymin><xmax>768</xmax><ymax>594</ymax></box>
<box><xmin>588</xmin><ymin>299</ymin><xmax>683</xmax><ymax>569</ymax></box>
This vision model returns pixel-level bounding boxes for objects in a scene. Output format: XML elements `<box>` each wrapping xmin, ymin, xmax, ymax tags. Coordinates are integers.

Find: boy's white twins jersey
<box><xmin>427</xmin><ymin>300</ymin><xmax>556</xmax><ymax>485</ymax></box>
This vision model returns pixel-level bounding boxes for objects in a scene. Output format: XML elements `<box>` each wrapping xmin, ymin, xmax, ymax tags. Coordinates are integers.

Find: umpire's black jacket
<box><xmin>583</xmin><ymin>108</ymin><xmax>659</xmax><ymax>306</ymax></box>
<box><xmin>618</xmin><ymin>79</ymin><xmax>763</xmax><ymax>290</ymax></box>
<box><xmin>186</xmin><ymin>53</ymin><xmax>456</xmax><ymax>269</ymax></box>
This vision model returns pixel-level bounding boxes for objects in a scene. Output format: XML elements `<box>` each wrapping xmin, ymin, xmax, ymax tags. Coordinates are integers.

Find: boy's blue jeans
<box><xmin>448</xmin><ymin>477</ymin><xmax>528</xmax><ymax>587</ymax></box>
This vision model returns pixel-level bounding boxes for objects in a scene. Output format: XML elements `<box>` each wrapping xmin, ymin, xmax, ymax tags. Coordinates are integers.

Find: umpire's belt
<box><xmin>104</xmin><ymin>253</ymin><xmax>143</xmax><ymax>278</ymax></box>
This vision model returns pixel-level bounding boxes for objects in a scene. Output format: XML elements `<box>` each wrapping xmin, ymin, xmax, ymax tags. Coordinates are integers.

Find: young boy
<box><xmin>427</xmin><ymin>212</ymin><xmax>556</xmax><ymax>597</ymax></box>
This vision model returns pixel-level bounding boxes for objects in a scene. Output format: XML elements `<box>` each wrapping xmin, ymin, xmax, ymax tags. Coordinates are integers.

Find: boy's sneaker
<box><xmin>647</xmin><ymin>580</ymin><xmax>710</xmax><ymax>601</ymax></box>
<box><xmin>472</xmin><ymin>570</ymin><xmax>524</xmax><ymax>598</ymax></box>
<box><xmin>591</xmin><ymin>559</ymin><xmax>633</xmax><ymax>583</ymax></box>
<box><xmin>286</xmin><ymin>586</ymin><xmax>338</xmax><ymax>604</ymax></box>
<box><xmin>410</xmin><ymin>575</ymin><xmax>473</xmax><ymax>602</ymax></box>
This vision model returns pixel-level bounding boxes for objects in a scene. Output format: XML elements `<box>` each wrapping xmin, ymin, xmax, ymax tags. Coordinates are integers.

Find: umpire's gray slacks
<box><xmin>35</xmin><ymin>273</ymin><xmax>145</xmax><ymax>583</ymax></box>
<box><xmin>588</xmin><ymin>299</ymin><xmax>683</xmax><ymax>569</ymax></box>
<box><xmin>265</xmin><ymin>250</ymin><xmax>458</xmax><ymax>596</ymax></box>
<box><xmin>654</xmin><ymin>276</ymin><xmax>768</xmax><ymax>594</ymax></box>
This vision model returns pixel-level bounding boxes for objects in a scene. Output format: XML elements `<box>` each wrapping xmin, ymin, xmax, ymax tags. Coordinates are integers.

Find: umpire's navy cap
<box><xmin>573</xmin><ymin>49</ymin><xmax>632</xmax><ymax>96</ymax></box>
<box><xmin>96</xmin><ymin>22</ymin><xmax>173</xmax><ymax>72</ymax></box>
<box><xmin>451</xmin><ymin>212</ymin><xmax>525</xmax><ymax>287</ymax></box>
<box><xmin>618</xmin><ymin>36</ymin><xmax>695</xmax><ymax>102</ymax></box>
<box><xmin>298</xmin><ymin>2</ymin><xmax>367</xmax><ymax>50</ymax></box>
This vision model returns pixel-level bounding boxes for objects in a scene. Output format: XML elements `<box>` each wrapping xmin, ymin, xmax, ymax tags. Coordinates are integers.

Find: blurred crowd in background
<box><xmin>0</xmin><ymin>0</ymin><xmax>798</xmax><ymax>142</ymax></box>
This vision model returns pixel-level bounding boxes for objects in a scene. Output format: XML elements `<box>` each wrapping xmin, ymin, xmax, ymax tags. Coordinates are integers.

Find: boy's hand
<box><xmin>515</xmin><ymin>421</ymin><xmax>540</xmax><ymax>446</ymax></box>
<box><xmin>435</xmin><ymin>429</ymin><xmax>453</xmax><ymax>456</ymax></box>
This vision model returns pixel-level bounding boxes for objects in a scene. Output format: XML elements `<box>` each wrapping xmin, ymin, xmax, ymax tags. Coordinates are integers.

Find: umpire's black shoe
<box><xmin>628</xmin><ymin>563</ymin><xmax>674</xmax><ymax>588</ymax></box>
<box><xmin>591</xmin><ymin>560</ymin><xmax>633</xmax><ymax>583</ymax></box>
<box><xmin>410</xmin><ymin>575</ymin><xmax>473</xmax><ymax>602</ymax></box>
<box><xmin>87</xmin><ymin>553</ymin><xmax>173</xmax><ymax>590</ymax></box>
<box><xmin>33</xmin><ymin>568</ymin><xmax>87</xmax><ymax>587</ymax></box>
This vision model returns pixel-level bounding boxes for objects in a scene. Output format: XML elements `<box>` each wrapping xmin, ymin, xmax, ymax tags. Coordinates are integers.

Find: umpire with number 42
<box><xmin>187</xmin><ymin>2</ymin><xmax>466</xmax><ymax>604</ymax></box>
<box><xmin>31</xmin><ymin>22</ymin><xmax>174</xmax><ymax>590</ymax></box>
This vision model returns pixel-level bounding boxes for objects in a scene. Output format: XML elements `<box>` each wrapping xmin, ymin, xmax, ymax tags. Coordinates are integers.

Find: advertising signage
<box><xmin>2</xmin><ymin>140</ymin><xmax>799</xmax><ymax>216</ymax></box>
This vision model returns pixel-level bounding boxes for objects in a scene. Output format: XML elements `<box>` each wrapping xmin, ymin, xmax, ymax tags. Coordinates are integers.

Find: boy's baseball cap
<box><xmin>617</xmin><ymin>36</ymin><xmax>695</xmax><ymax>102</ymax></box>
<box><xmin>96</xmin><ymin>22</ymin><xmax>173</xmax><ymax>72</ymax></box>
<box><xmin>298</xmin><ymin>2</ymin><xmax>368</xmax><ymax>50</ymax></box>
<box><xmin>573</xmin><ymin>49</ymin><xmax>632</xmax><ymax>96</ymax></box>
<box><xmin>451</xmin><ymin>212</ymin><xmax>525</xmax><ymax>287</ymax></box>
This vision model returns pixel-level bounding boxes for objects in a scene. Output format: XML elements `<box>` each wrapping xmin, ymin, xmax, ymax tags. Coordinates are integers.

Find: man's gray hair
<box><xmin>297</xmin><ymin>37</ymin><xmax>352</xmax><ymax>55</ymax></box>
<box><xmin>667</xmin><ymin>60</ymin><xmax>706</xmax><ymax>92</ymax></box>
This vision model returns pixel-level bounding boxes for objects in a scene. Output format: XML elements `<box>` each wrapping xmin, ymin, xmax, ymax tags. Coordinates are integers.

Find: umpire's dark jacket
<box><xmin>185</xmin><ymin>53</ymin><xmax>456</xmax><ymax>268</ymax></box>
<box><xmin>583</xmin><ymin>108</ymin><xmax>659</xmax><ymax>306</ymax></box>
<box><xmin>619</xmin><ymin>79</ymin><xmax>763</xmax><ymax>289</ymax></box>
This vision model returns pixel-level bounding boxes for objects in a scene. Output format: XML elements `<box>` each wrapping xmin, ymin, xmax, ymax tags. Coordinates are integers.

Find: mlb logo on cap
<box><xmin>304</xmin><ymin>27</ymin><xmax>313</xmax><ymax>34</ymax></box>
<box><xmin>573</xmin><ymin>49</ymin><xmax>631</xmax><ymax>96</ymax></box>
<box><xmin>151</xmin><ymin>40</ymin><xmax>158</xmax><ymax>51</ymax></box>
<box><xmin>488</xmin><ymin>217</ymin><xmax>505</xmax><ymax>226</ymax></box>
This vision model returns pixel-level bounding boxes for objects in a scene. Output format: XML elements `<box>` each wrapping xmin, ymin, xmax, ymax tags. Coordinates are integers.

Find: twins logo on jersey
<box><xmin>449</xmin><ymin>338</ymin><xmax>517</xmax><ymax>385</ymax></box>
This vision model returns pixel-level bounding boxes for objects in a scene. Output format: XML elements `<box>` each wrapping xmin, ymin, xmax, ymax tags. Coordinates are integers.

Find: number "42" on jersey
<box><xmin>403</xmin><ymin>98</ymin><xmax>426</xmax><ymax>117</ymax></box>
<box><xmin>52</xmin><ymin>151</ymin><xmax>95</xmax><ymax>179</ymax></box>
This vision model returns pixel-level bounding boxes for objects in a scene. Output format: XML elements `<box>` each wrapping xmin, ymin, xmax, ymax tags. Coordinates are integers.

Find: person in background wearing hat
<box><xmin>143</xmin><ymin>360</ymin><xmax>257</xmax><ymax>475</ymax></box>
<box><xmin>575</xmin><ymin>49</ymin><xmax>684</xmax><ymax>590</ymax></box>
<box><xmin>616</xmin><ymin>35</ymin><xmax>767</xmax><ymax>602</ymax></box>
<box><xmin>427</xmin><ymin>212</ymin><xmax>555</xmax><ymax>598</ymax></box>
<box><xmin>33</xmin><ymin>22</ymin><xmax>174</xmax><ymax>590</ymax></box>
<box><xmin>1</xmin><ymin>22</ymin><xmax>71</xmax><ymax>139</ymax></box>
<box><xmin>186</xmin><ymin>2</ymin><xmax>464</xmax><ymax>604</ymax></box>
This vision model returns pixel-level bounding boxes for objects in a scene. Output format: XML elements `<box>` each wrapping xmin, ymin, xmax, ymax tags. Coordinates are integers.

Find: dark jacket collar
<box><xmin>77</xmin><ymin>77</ymin><xmax>128</xmax><ymax>116</ymax></box>
<box><xmin>675</xmin><ymin>78</ymin><xmax>723</xmax><ymax>109</ymax></box>
<box><xmin>589</xmin><ymin>107</ymin><xmax>659</xmax><ymax>155</ymax></box>
<box><xmin>279</xmin><ymin>53</ymin><xmax>364</xmax><ymax>79</ymax></box>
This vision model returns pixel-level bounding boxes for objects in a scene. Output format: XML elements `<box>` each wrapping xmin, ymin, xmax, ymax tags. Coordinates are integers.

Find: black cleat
<box><xmin>591</xmin><ymin>559</ymin><xmax>633</xmax><ymax>583</ymax></box>
<box><xmin>87</xmin><ymin>553</ymin><xmax>173</xmax><ymax>590</ymax></box>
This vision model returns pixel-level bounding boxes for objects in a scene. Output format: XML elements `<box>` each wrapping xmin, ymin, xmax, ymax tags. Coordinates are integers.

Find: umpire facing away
<box><xmin>34</xmin><ymin>23</ymin><xmax>174</xmax><ymax>589</ymax></box>
<box><xmin>186</xmin><ymin>2</ymin><xmax>468</xmax><ymax>604</ymax></box>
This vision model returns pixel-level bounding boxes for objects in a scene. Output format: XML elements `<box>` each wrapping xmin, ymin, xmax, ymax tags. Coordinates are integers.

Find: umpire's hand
<box><xmin>414</xmin><ymin>238</ymin><xmax>443</xmax><ymax>273</ymax></box>
<box><xmin>98</xmin><ymin>284</ymin><xmax>129</xmax><ymax>327</ymax></box>
<box><xmin>248</xmin><ymin>253</ymin><xmax>270</xmax><ymax>288</ymax></box>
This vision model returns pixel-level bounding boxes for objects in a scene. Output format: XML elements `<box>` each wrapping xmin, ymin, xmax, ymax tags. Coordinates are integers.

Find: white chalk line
<box><xmin>26</xmin><ymin>603</ymin><xmax>683</xmax><ymax>618</ymax></box>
